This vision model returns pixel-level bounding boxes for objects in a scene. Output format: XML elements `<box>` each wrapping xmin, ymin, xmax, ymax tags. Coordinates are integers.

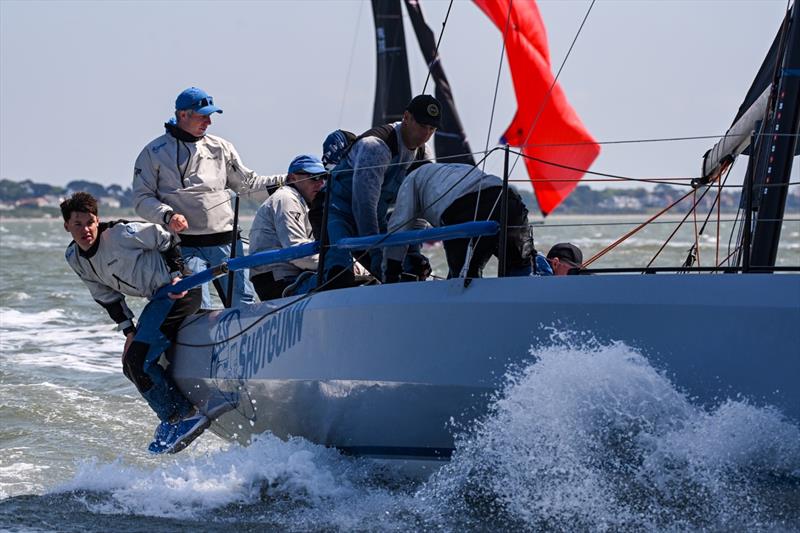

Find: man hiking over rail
<box><xmin>61</xmin><ymin>192</ymin><xmax>208</xmax><ymax>454</ymax></box>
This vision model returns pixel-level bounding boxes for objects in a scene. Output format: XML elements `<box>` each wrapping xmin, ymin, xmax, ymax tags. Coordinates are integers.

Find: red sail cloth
<box><xmin>473</xmin><ymin>0</ymin><xmax>600</xmax><ymax>215</ymax></box>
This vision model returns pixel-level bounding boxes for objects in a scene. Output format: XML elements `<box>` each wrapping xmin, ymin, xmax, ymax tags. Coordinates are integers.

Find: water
<box><xmin>1</xmin><ymin>217</ymin><xmax>799</xmax><ymax>531</ymax></box>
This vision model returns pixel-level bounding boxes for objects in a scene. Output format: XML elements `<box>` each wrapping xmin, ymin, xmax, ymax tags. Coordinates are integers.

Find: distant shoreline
<box><xmin>3</xmin><ymin>210</ymin><xmax>798</xmax><ymax>223</ymax></box>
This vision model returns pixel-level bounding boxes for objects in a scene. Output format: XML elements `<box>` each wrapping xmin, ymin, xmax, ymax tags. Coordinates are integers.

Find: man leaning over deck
<box><xmin>61</xmin><ymin>192</ymin><xmax>208</xmax><ymax>455</ymax></box>
<box><xmin>132</xmin><ymin>87</ymin><xmax>284</xmax><ymax>309</ymax></box>
<box><xmin>384</xmin><ymin>163</ymin><xmax>536</xmax><ymax>280</ymax></box>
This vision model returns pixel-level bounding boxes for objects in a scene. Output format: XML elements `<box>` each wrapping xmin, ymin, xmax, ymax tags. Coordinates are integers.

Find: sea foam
<box><xmin>418</xmin><ymin>336</ymin><xmax>800</xmax><ymax>531</ymax></box>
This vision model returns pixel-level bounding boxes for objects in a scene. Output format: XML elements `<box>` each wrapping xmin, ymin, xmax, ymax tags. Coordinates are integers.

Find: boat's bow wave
<box><xmin>421</xmin><ymin>335</ymin><xmax>800</xmax><ymax>530</ymax></box>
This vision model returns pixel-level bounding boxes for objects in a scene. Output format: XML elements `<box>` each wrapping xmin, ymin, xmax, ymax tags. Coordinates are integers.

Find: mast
<box><xmin>371</xmin><ymin>0</ymin><xmax>412</xmax><ymax>126</ymax></box>
<box><xmin>749</xmin><ymin>1</ymin><xmax>800</xmax><ymax>270</ymax></box>
<box><xmin>403</xmin><ymin>0</ymin><xmax>475</xmax><ymax>165</ymax></box>
<box><xmin>702</xmin><ymin>3</ymin><xmax>800</xmax><ymax>270</ymax></box>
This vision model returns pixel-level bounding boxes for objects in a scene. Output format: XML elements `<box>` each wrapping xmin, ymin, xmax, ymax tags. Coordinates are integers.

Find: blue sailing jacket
<box><xmin>328</xmin><ymin>122</ymin><xmax>430</xmax><ymax>235</ymax></box>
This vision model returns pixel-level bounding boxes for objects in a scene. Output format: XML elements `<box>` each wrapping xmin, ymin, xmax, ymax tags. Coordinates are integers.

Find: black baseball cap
<box><xmin>547</xmin><ymin>243</ymin><xmax>583</xmax><ymax>265</ymax></box>
<box><xmin>406</xmin><ymin>94</ymin><xmax>442</xmax><ymax>128</ymax></box>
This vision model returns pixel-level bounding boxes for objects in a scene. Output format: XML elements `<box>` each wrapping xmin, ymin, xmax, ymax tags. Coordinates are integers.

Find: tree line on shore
<box><xmin>1</xmin><ymin>177</ymin><xmax>797</xmax><ymax>217</ymax></box>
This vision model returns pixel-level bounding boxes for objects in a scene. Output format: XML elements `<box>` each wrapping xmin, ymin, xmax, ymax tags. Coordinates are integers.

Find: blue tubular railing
<box><xmin>335</xmin><ymin>221</ymin><xmax>498</xmax><ymax>250</ymax></box>
<box><xmin>155</xmin><ymin>221</ymin><xmax>498</xmax><ymax>299</ymax></box>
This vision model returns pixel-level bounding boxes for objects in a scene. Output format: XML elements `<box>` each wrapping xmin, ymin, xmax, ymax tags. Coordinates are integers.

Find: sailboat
<box><xmin>164</xmin><ymin>0</ymin><xmax>799</xmax><ymax>462</ymax></box>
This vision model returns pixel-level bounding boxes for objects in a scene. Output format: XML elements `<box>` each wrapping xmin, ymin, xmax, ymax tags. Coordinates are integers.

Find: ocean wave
<box><xmin>0</xmin><ymin>308</ymin><xmax>66</xmax><ymax>328</ymax></box>
<box><xmin>49</xmin><ymin>435</ymin><xmax>415</xmax><ymax>530</ymax></box>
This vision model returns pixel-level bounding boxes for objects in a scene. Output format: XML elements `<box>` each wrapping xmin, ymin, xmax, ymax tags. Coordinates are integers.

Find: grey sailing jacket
<box><xmin>133</xmin><ymin>132</ymin><xmax>284</xmax><ymax>235</ymax></box>
<box><xmin>385</xmin><ymin>163</ymin><xmax>503</xmax><ymax>261</ymax></box>
<box><xmin>65</xmin><ymin>221</ymin><xmax>181</xmax><ymax>334</ymax></box>
<box><xmin>248</xmin><ymin>185</ymin><xmax>318</xmax><ymax>280</ymax></box>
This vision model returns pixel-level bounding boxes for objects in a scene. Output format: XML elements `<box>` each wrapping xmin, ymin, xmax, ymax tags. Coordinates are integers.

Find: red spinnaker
<box><xmin>473</xmin><ymin>0</ymin><xmax>600</xmax><ymax>215</ymax></box>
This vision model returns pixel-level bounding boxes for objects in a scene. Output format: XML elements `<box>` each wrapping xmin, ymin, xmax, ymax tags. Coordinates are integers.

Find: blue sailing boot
<box><xmin>147</xmin><ymin>421</ymin><xmax>175</xmax><ymax>455</ymax></box>
<box><xmin>161</xmin><ymin>412</ymin><xmax>210</xmax><ymax>455</ymax></box>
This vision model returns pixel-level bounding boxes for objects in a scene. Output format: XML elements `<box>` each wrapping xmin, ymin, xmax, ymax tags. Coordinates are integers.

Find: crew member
<box><xmin>547</xmin><ymin>242</ymin><xmax>584</xmax><ymax>275</ymax></box>
<box><xmin>385</xmin><ymin>163</ymin><xmax>535</xmax><ymax>280</ymax></box>
<box><xmin>322</xmin><ymin>95</ymin><xmax>439</xmax><ymax>288</ymax></box>
<box><xmin>61</xmin><ymin>192</ymin><xmax>207</xmax><ymax>454</ymax></box>
<box><xmin>133</xmin><ymin>87</ymin><xmax>284</xmax><ymax>308</ymax></box>
<box><xmin>249</xmin><ymin>155</ymin><xmax>326</xmax><ymax>300</ymax></box>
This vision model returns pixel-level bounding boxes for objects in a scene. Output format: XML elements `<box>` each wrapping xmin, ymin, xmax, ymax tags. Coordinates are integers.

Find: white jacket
<box><xmin>385</xmin><ymin>163</ymin><xmax>503</xmax><ymax>261</ymax></box>
<box><xmin>248</xmin><ymin>185</ymin><xmax>318</xmax><ymax>280</ymax></box>
<box><xmin>133</xmin><ymin>129</ymin><xmax>284</xmax><ymax>236</ymax></box>
<box><xmin>65</xmin><ymin>221</ymin><xmax>180</xmax><ymax>334</ymax></box>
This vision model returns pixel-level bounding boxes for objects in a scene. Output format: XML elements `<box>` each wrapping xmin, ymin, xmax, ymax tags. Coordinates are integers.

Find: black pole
<box><xmin>316</xmin><ymin>185</ymin><xmax>332</xmax><ymax>288</ymax></box>
<box><xmin>741</xmin><ymin>130</ymin><xmax>758</xmax><ymax>273</ymax></box>
<box><xmin>225</xmin><ymin>194</ymin><xmax>240</xmax><ymax>308</ymax></box>
<box><xmin>498</xmin><ymin>144</ymin><xmax>510</xmax><ymax>277</ymax></box>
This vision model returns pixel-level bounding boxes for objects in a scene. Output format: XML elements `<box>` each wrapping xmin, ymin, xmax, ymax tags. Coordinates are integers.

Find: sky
<box><xmin>0</xmin><ymin>0</ymin><xmax>791</xmax><ymax>192</ymax></box>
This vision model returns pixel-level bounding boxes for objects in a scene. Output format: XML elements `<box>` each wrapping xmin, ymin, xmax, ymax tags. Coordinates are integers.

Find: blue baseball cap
<box><xmin>175</xmin><ymin>87</ymin><xmax>223</xmax><ymax>115</ymax></box>
<box><xmin>288</xmin><ymin>154</ymin><xmax>326</xmax><ymax>175</ymax></box>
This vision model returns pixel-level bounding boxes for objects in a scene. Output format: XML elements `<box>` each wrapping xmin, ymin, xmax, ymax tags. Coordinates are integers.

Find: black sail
<box><xmin>371</xmin><ymin>0</ymin><xmax>413</xmax><ymax>126</ymax></box>
<box><xmin>404</xmin><ymin>0</ymin><xmax>475</xmax><ymax>165</ymax></box>
<box><xmin>734</xmin><ymin>9</ymin><xmax>800</xmax><ymax>156</ymax></box>
<box><xmin>749</xmin><ymin>2</ymin><xmax>800</xmax><ymax>269</ymax></box>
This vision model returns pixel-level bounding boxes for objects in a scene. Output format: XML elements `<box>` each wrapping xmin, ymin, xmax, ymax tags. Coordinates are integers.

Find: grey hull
<box><xmin>172</xmin><ymin>274</ymin><xmax>800</xmax><ymax>460</ymax></box>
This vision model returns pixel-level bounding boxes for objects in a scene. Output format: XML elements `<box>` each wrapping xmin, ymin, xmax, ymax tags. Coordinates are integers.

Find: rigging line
<box><xmin>509</xmin><ymin>148</ymin><xmax>699</xmax><ymax>186</ymax></box>
<box><xmin>686</xmin><ymin>159</ymin><xmax>741</xmax><ymax>261</ymax></box>
<box><xmin>509</xmin><ymin>0</ymin><xmax>596</xmax><ymax>176</ymax></box>
<box><xmin>510</xmin><ymin>153</ymin><xmax>797</xmax><ymax>187</ymax></box>
<box><xmin>728</xmin><ymin>202</ymin><xmax>744</xmax><ymax>266</ymax></box>
<box><xmin>647</xmin><ymin>164</ymin><xmax>733</xmax><ymax>267</ymax></box>
<box><xmin>646</xmin><ymin>182</ymin><xmax>714</xmax><ymax>269</ymax></box>
<box><xmin>714</xmin><ymin>246</ymin><xmax>742</xmax><ymax>273</ymax></box>
<box><xmin>422</xmin><ymin>0</ymin><xmax>455</xmax><ymax>94</ymax></box>
<box><xmin>693</xmin><ymin>189</ymin><xmax>700</xmax><ymax>267</ymax></box>
<box><xmin>687</xmin><ymin>161</ymin><xmax>735</xmax><ymax>264</ymax></box>
<box><xmin>533</xmin><ymin>217</ymin><xmax>800</xmax><ymax>229</ymax></box>
<box><xmin>515</xmin><ymin>132</ymin><xmax>800</xmax><ymax>148</ymax></box>
<box><xmin>467</xmin><ymin>0</ymin><xmax>514</xmax><ymax>273</ymax></box>
<box><xmin>468</xmin><ymin>0</ymin><xmax>515</xmax><ymax>274</ymax></box>
<box><xmin>482</xmin><ymin>0</ymin><xmax>514</xmax><ymax>172</ymax></box>
<box><xmin>465</xmin><ymin>0</ymin><xmax>514</xmax><ymax>274</ymax></box>
<box><xmin>581</xmin><ymin>187</ymin><xmax>696</xmax><ymax>268</ymax></box>
<box><xmin>716</xmin><ymin>169</ymin><xmax>722</xmax><ymax>266</ymax></box>
<box><xmin>337</xmin><ymin>0</ymin><xmax>365</xmax><ymax>126</ymax></box>
<box><xmin>502</xmin><ymin>178</ymin><xmax>800</xmax><ymax>187</ymax></box>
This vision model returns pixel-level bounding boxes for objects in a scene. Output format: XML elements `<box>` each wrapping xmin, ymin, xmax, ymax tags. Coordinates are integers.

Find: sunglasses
<box><xmin>295</xmin><ymin>171</ymin><xmax>327</xmax><ymax>182</ymax></box>
<box><xmin>191</xmin><ymin>96</ymin><xmax>214</xmax><ymax>109</ymax></box>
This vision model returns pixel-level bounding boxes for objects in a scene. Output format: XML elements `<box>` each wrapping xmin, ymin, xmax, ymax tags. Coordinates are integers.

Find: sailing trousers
<box><xmin>182</xmin><ymin>241</ymin><xmax>255</xmax><ymax>309</ymax></box>
<box><xmin>122</xmin><ymin>288</ymin><xmax>201</xmax><ymax>423</ymax></box>
<box><xmin>440</xmin><ymin>187</ymin><xmax>534</xmax><ymax>278</ymax></box>
<box><xmin>322</xmin><ymin>208</ymin><xmax>430</xmax><ymax>289</ymax></box>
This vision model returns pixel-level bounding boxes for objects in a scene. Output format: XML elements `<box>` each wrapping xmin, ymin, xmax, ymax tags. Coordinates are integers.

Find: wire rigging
<box><xmin>337</xmin><ymin>1</ymin><xmax>365</xmax><ymax>126</ymax></box>
<box><xmin>508</xmin><ymin>0</ymin><xmax>596</xmax><ymax>176</ymax></box>
<box><xmin>421</xmin><ymin>0</ymin><xmax>455</xmax><ymax>95</ymax></box>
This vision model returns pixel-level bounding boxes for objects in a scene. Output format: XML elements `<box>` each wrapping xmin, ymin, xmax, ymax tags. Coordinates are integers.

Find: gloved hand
<box><xmin>383</xmin><ymin>259</ymin><xmax>403</xmax><ymax>284</ymax></box>
<box><xmin>403</xmin><ymin>253</ymin><xmax>432</xmax><ymax>281</ymax></box>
